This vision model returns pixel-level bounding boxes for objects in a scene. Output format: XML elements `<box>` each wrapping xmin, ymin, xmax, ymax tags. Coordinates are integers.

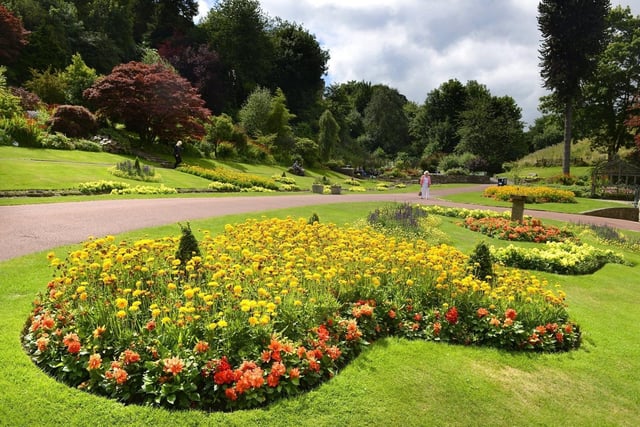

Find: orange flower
<box><xmin>36</xmin><ymin>336</ymin><xmax>49</xmax><ymax>352</ymax></box>
<box><xmin>163</xmin><ymin>356</ymin><xmax>185</xmax><ymax>376</ymax></box>
<box><xmin>505</xmin><ymin>308</ymin><xmax>517</xmax><ymax>320</ymax></box>
<box><xmin>113</xmin><ymin>368</ymin><xmax>128</xmax><ymax>385</ymax></box>
<box><xmin>433</xmin><ymin>322</ymin><xmax>442</xmax><ymax>335</ymax></box>
<box><xmin>289</xmin><ymin>367</ymin><xmax>300</xmax><ymax>379</ymax></box>
<box><xmin>326</xmin><ymin>346</ymin><xmax>341</xmax><ymax>361</ymax></box>
<box><xmin>194</xmin><ymin>340</ymin><xmax>210</xmax><ymax>354</ymax></box>
<box><xmin>88</xmin><ymin>353</ymin><xmax>102</xmax><ymax>370</ymax></box>
<box><xmin>92</xmin><ymin>325</ymin><xmax>106</xmax><ymax>339</ymax></box>
<box><xmin>122</xmin><ymin>349</ymin><xmax>140</xmax><ymax>365</ymax></box>
<box><xmin>489</xmin><ymin>317</ymin><xmax>501</xmax><ymax>327</ymax></box>
<box><xmin>477</xmin><ymin>308</ymin><xmax>489</xmax><ymax>318</ymax></box>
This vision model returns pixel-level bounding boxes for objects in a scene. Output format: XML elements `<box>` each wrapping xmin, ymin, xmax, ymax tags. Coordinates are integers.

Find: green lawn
<box><xmin>1</xmin><ymin>202</ymin><xmax>639</xmax><ymax>426</ymax></box>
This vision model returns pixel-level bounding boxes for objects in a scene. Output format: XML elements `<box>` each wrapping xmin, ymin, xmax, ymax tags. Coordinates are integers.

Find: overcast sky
<box><xmin>195</xmin><ymin>0</ymin><xmax>640</xmax><ymax>126</ymax></box>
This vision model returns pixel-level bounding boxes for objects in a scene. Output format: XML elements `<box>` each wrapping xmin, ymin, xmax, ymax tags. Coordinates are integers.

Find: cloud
<box><xmin>196</xmin><ymin>0</ymin><xmax>640</xmax><ymax>125</ymax></box>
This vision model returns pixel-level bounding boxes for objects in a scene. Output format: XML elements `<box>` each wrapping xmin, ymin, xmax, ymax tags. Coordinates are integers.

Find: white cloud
<box><xmin>196</xmin><ymin>0</ymin><xmax>640</xmax><ymax>125</ymax></box>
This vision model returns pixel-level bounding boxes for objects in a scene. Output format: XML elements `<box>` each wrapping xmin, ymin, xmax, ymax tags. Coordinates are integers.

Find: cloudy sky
<box><xmin>195</xmin><ymin>0</ymin><xmax>640</xmax><ymax>125</ymax></box>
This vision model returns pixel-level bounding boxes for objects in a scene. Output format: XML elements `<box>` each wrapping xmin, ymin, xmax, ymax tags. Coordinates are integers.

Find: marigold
<box><xmin>194</xmin><ymin>340</ymin><xmax>210</xmax><ymax>354</ymax></box>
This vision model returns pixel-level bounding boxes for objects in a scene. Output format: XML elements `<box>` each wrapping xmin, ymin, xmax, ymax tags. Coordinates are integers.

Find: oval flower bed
<box><xmin>22</xmin><ymin>218</ymin><xmax>580</xmax><ymax>411</ymax></box>
<box><xmin>460</xmin><ymin>217</ymin><xmax>574</xmax><ymax>243</ymax></box>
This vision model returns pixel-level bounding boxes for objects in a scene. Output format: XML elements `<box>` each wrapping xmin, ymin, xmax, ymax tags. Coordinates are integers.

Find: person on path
<box><xmin>173</xmin><ymin>140</ymin><xmax>183</xmax><ymax>168</ymax></box>
<box><xmin>420</xmin><ymin>170</ymin><xmax>431</xmax><ymax>199</ymax></box>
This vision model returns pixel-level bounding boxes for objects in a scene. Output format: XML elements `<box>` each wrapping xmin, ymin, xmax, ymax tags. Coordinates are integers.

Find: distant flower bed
<box><xmin>461</xmin><ymin>217</ymin><xmax>574</xmax><ymax>243</ymax></box>
<box><xmin>111</xmin><ymin>184</ymin><xmax>177</xmax><ymax>195</ymax></box>
<box><xmin>179</xmin><ymin>164</ymin><xmax>279</xmax><ymax>191</ymax></box>
<box><xmin>23</xmin><ymin>218</ymin><xmax>580</xmax><ymax>412</ymax></box>
<box><xmin>78</xmin><ymin>180</ymin><xmax>130</xmax><ymax>194</ymax></box>
<box><xmin>421</xmin><ymin>205</ymin><xmax>518</xmax><ymax>220</ymax></box>
<box><xmin>110</xmin><ymin>158</ymin><xmax>159</xmax><ymax>182</ymax></box>
<box><xmin>483</xmin><ymin>185</ymin><xmax>576</xmax><ymax>203</ymax></box>
<box><xmin>491</xmin><ymin>241</ymin><xmax>626</xmax><ymax>275</ymax></box>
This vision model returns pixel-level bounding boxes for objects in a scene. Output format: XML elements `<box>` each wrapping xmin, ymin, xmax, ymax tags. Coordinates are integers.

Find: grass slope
<box><xmin>1</xmin><ymin>204</ymin><xmax>639</xmax><ymax>426</ymax></box>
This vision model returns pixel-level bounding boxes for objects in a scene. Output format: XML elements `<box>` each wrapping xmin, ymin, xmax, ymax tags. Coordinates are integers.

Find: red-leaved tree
<box><xmin>0</xmin><ymin>4</ymin><xmax>30</xmax><ymax>64</ymax></box>
<box><xmin>83</xmin><ymin>61</ymin><xmax>210</xmax><ymax>145</ymax></box>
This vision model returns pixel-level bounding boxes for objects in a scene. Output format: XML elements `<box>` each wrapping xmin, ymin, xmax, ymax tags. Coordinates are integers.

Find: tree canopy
<box><xmin>83</xmin><ymin>61</ymin><xmax>210</xmax><ymax>145</ymax></box>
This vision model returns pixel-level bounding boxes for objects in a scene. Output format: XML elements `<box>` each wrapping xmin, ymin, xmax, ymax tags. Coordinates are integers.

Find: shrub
<box><xmin>9</xmin><ymin>86</ymin><xmax>42</xmax><ymax>111</ymax></box>
<box><xmin>41</xmin><ymin>132</ymin><xmax>75</xmax><ymax>150</ymax></box>
<box><xmin>78</xmin><ymin>180</ymin><xmax>130</xmax><ymax>194</ymax></box>
<box><xmin>73</xmin><ymin>138</ymin><xmax>102</xmax><ymax>152</ymax></box>
<box><xmin>468</xmin><ymin>241</ymin><xmax>494</xmax><ymax>281</ymax></box>
<box><xmin>216</xmin><ymin>141</ymin><xmax>237</xmax><ymax>159</ymax></box>
<box><xmin>175</xmin><ymin>223</ymin><xmax>200</xmax><ymax>265</ymax></box>
<box><xmin>110</xmin><ymin>158</ymin><xmax>158</xmax><ymax>182</ymax></box>
<box><xmin>0</xmin><ymin>114</ymin><xmax>42</xmax><ymax>147</ymax></box>
<box><xmin>48</xmin><ymin>105</ymin><xmax>98</xmax><ymax>138</ymax></box>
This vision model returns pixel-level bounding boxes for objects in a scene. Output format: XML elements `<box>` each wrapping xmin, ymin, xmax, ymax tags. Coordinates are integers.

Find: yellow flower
<box><xmin>116</xmin><ymin>310</ymin><xmax>127</xmax><ymax>319</ymax></box>
<box><xmin>115</xmin><ymin>298</ymin><xmax>128</xmax><ymax>309</ymax></box>
<box><xmin>217</xmin><ymin>319</ymin><xmax>228</xmax><ymax>328</ymax></box>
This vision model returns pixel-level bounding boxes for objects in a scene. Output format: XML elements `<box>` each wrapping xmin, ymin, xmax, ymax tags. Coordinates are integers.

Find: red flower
<box><xmin>194</xmin><ymin>340</ymin><xmax>210</xmax><ymax>354</ymax></box>
<box><xmin>445</xmin><ymin>307</ymin><xmax>458</xmax><ymax>324</ymax></box>
<box><xmin>122</xmin><ymin>349</ymin><xmax>140</xmax><ymax>365</ymax></box>
<box><xmin>225</xmin><ymin>387</ymin><xmax>238</xmax><ymax>401</ymax></box>
<box><xmin>388</xmin><ymin>309</ymin><xmax>396</xmax><ymax>319</ymax></box>
<box><xmin>505</xmin><ymin>308</ymin><xmax>517</xmax><ymax>320</ymax></box>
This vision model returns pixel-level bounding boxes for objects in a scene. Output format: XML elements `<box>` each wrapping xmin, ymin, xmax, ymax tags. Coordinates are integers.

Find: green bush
<box><xmin>0</xmin><ymin>114</ymin><xmax>42</xmax><ymax>147</ymax></box>
<box><xmin>41</xmin><ymin>132</ymin><xmax>75</xmax><ymax>150</ymax></box>
<box><xmin>216</xmin><ymin>141</ymin><xmax>237</xmax><ymax>159</ymax></box>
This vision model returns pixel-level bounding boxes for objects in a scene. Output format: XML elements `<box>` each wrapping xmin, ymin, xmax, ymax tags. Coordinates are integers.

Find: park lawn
<box><xmin>1</xmin><ymin>202</ymin><xmax>639</xmax><ymax>426</ymax></box>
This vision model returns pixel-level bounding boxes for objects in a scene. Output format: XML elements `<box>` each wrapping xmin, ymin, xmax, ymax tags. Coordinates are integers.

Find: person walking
<box><xmin>420</xmin><ymin>170</ymin><xmax>431</xmax><ymax>199</ymax></box>
<box><xmin>173</xmin><ymin>140</ymin><xmax>183</xmax><ymax>168</ymax></box>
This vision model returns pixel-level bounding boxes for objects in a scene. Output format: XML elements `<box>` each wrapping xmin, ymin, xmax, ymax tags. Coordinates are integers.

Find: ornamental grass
<box><xmin>22</xmin><ymin>217</ymin><xmax>580</xmax><ymax>411</ymax></box>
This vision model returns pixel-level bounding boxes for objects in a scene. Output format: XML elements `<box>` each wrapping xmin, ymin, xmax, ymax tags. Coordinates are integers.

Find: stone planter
<box><xmin>311</xmin><ymin>184</ymin><xmax>324</xmax><ymax>194</ymax></box>
<box><xmin>330</xmin><ymin>185</ymin><xmax>342</xmax><ymax>195</ymax></box>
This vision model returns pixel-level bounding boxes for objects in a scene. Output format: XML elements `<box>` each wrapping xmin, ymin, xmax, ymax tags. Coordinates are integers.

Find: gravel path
<box><xmin>2</xmin><ymin>185</ymin><xmax>639</xmax><ymax>261</ymax></box>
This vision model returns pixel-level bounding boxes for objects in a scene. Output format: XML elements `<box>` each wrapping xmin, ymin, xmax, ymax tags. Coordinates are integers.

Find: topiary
<box><xmin>175</xmin><ymin>223</ymin><xmax>200</xmax><ymax>265</ymax></box>
<box><xmin>308</xmin><ymin>213</ymin><xmax>320</xmax><ymax>224</ymax></box>
<box><xmin>468</xmin><ymin>241</ymin><xmax>494</xmax><ymax>282</ymax></box>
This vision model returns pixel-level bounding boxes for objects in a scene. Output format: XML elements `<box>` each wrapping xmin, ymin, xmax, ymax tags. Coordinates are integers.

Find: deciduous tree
<box><xmin>83</xmin><ymin>61</ymin><xmax>210</xmax><ymax>145</ymax></box>
<box><xmin>0</xmin><ymin>4</ymin><xmax>30</xmax><ymax>65</ymax></box>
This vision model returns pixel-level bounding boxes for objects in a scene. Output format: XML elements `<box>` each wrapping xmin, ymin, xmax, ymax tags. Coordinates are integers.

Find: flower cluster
<box><xmin>22</xmin><ymin>218</ymin><xmax>580</xmax><ymax>411</ymax></box>
<box><xmin>491</xmin><ymin>241</ymin><xmax>626</xmax><ymax>274</ymax></box>
<box><xmin>78</xmin><ymin>180</ymin><xmax>130</xmax><ymax>194</ymax></box>
<box><xmin>178</xmin><ymin>164</ymin><xmax>279</xmax><ymax>191</ymax></box>
<box><xmin>111</xmin><ymin>184</ymin><xmax>177</xmax><ymax>195</ymax></box>
<box><xmin>421</xmin><ymin>205</ymin><xmax>520</xmax><ymax>220</ymax></box>
<box><xmin>483</xmin><ymin>185</ymin><xmax>576</xmax><ymax>203</ymax></box>
<box><xmin>461</xmin><ymin>217</ymin><xmax>574</xmax><ymax>243</ymax></box>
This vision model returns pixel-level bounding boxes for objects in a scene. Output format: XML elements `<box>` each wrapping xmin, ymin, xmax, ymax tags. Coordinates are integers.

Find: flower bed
<box><xmin>483</xmin><ymin>185</ymin><xmax>576</xmax><ymax>203</ymax></box>
<box><xmin>491</xmin><ymin>241</ymin><xmax>626</xmax><ymax>274</ymax></box>
<box><xmin>178</xmin><ymin>164</ymin><xmax>279</xmax><ymax>191</ymax></box>
<box><xmin>460</xmin><ymin>217</ymin><xmax>574</xmax><ymax>243</ymax></box>
<box><xmin>23</xmin><ymin>218</ymin><xmax>580</xmax><ymax>411</ymax></box>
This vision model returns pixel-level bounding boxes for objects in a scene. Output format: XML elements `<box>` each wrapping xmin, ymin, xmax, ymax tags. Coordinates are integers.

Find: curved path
<box><xmin>2</xmin><ymin>185</ymin><xmax>639</xmax><ymax>261</ymax></box>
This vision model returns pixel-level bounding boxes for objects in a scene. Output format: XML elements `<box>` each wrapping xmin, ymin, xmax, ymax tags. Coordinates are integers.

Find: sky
<box><xmin>195</xmin><ymin>0</ymin><xmax>640</xmax><ymax>126</ymax></box>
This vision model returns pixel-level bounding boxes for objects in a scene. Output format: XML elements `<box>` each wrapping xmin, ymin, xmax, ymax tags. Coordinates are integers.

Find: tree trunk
<box><xmin>563</xmin><ymin>101</ymin><xmax>573</xmax><ymax>176</ymax></box>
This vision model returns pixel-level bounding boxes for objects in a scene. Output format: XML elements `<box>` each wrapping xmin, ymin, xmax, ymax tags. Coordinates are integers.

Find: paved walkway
<box><xmin>1</xmin><ymin>185</ymin><xmax>639</xmax><ymax>261</ymax></box>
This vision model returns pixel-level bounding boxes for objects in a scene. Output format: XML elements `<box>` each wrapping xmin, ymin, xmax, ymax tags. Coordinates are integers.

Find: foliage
<box><xmin>40</xmin><ymin>132</ymin><xmax>74</xmax><ymax>150</ymax></box>
<box><xmin>468</xmin><ymin>241</ymin><xmax>494</xmax><ymax>281</ymax></box>
<box><xmin>0</xmin><ymin>67</ymin><xmax>22</xmax><ymax>118</ymax></box>
<box><xmin>24</xmin><ymin>67</ymin><xmax>67</xmax><ymax>105</ymax></box>
<box><xmin>83</xmin><ymin>62</ymin><xmax>210</xmax><ymax>145</ymax></box>
<box><xmin>0</xmin><ymin>4</ymin><xmax>29</xmax><ymax>65</ymax></box>
<box><xmin>0</xmin><ymin>113</ymin><xmax>42</xmax><ymax>147</ymax></box>
<box><xmin>22</xmin><ymin>218</ymin><xmax>581</xmax><ymax>411</ymax></box>
<box><xmin>48</xmin><ymin>105</ymin><xmax>98</xmax><ymax>138</ymax></box>
<box><xmin>204</xmin><ymin>114</ymin><xmax>235</xmax><ymax>157</ymax></box>
<box><xmin>175</xmin><ymin>222</ymin><xmax>201</xmax><ymax>265</ymax></box>
<box><xmin>483</xmin><ymin>185</ymin><xmax>576</xmax><ymax>203</ymax></box>
<box><xmin>110</xmin><ymin>158</ymin><xmax>158</xmax><ymax>182</ymax></box>
<box><xmin>78</xmin><ymin>180</ymin><xmax>131</xmax><ymax>194</ymax></box>
<box><xmin>363</xmin><ymin>85</ymin><xmax>410</xmax><ymax>156</ymax></box>
<box><xmin>537</xmin><ymin>0</ymin><xmax>610</xmax><ymax>174</ymax></box>
<box><xmin>461</xmin><ymin>217</ymin><xmax>574</xmax><ymax>243</ymax></box>
<box><xmin>61</xmin><ymin>53</ymin><xmax>98</xmax><ymax>106</ymax></box>
<box><xmin>208</xmin><ymin>181</ymin><xmax>241</xmax><ymax>192</ymax></box>
<box><xmin>111</xmin><ymin>184</ymin><xmax>178</xmax><ymax>195</ymax></box>
<box><xmin>491</xmin><ymin>241</ymin><xmax>626</xmax><ymax>274</ymax></box>
<box><xmin>581</xmin><ymin>223</ymin><xmax>640</xmax><ymax>253</ymax></box>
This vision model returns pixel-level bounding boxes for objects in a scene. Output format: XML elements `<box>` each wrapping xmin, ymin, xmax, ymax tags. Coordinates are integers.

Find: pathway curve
<box><xmin>2</xmin><ymin>185</ymin><xmax>639</xmax><ymax>262</ymax></box>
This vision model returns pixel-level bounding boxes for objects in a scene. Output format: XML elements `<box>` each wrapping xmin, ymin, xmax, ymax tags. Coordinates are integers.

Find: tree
<box><xmin>538</xmin><ymin>0</ymin><xmax>610</xmax><ymax>175</ymax></box>
<box><xmin>457</xmin><ymin>95</ymin><xmax>527</xmax><ymax>174</ymax></box>
<box><xmin>318</xmin><ymin>109</ymin><xmax>340</xmax><ymax>161</ymax></box>
<box><xmin>363</xmin><ymin>85</ymin><xmax>410</xmax><ymax>155</ymax></box>
<box><xmin>201</xmin><ymin>0</ymin><xmax>274</xmax><ymax>110</ymax></box>
<box><xmin>269</xmin><ymin>20</ymin><xmax>329</xmax><ymax>121</ymax></box>
<box><xmin>61</xmin><ymin>53</ymin><xmax>98</xmax><ymax>106</ymax></box>
<box><xmin>410</xmin><ymin>79</ymin><xmax>468</xmax><ymax>156</ymax></box>
<box><xmin>238</xmin><ymin>86</ymin><xmax>272</xmax><ymax>137</ymax></box>
<box><xmin>83</xmin><ymin>61</ymin><xmax>210</xmax><ymax>145</ymax></box>
<box><xmin>0</xmin><ymin>4</ymin><xmax>30</xmax><ymax>65</ymax></box>
<box><xmin>579</xmin><ymin>6</ymin><xmax>640</xmax><ymax>159</ymax></box>
<box><xmin>204</xmin><ymin>113</ymin><xmax>235</xmax><ymax>157</ymax></box>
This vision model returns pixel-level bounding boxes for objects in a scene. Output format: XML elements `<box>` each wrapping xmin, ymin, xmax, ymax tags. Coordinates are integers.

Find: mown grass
<box><xmin>1</xmin><ymin>202</ymin><xmax>640</xmax><ymax>426</ymax></box>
